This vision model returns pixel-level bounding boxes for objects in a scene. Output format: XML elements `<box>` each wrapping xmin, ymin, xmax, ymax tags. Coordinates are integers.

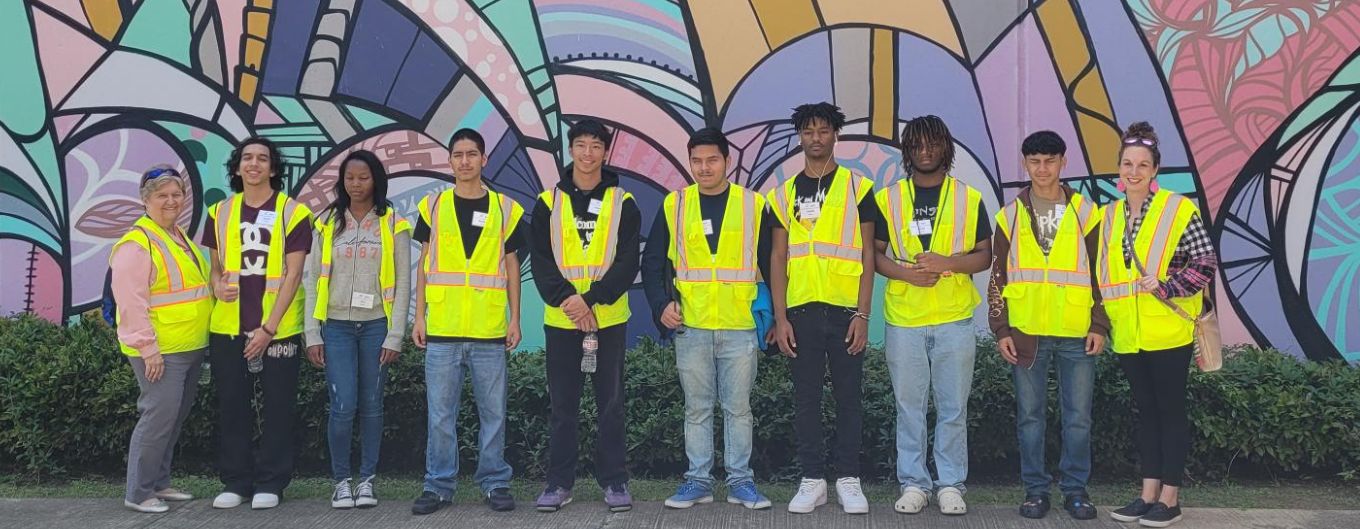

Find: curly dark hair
<box><xmin>900</xmin><ymin>115</ymin><xmax>956</xmax><ymax>177</ymax></box>
<box><xmin>790</xmin><ymin>102</ymin><xmax>846</xmax><ymax>132</ymax></box>
<box><xmin>226</xmin><ymin>136</ymin><xmax>286</xmax><ymax>192</ymax></box>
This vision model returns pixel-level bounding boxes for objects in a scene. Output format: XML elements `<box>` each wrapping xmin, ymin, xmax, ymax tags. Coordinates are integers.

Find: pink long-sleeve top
<box><xmin>110</xmin><ymin>228</ymin><xmax>196</xmax><ymax>357</ymax></box>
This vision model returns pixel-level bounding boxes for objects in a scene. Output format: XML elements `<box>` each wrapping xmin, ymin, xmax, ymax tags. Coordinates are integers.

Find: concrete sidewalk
<box><xmin>1</xmin><ymin>498</ymin><xmax>1356</xmax><ymax>529</ymax></box>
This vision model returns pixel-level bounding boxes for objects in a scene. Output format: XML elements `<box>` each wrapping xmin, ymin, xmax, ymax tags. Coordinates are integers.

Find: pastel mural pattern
<box><xmin>2</xmin><ymin>0</ymin><xmax>1357</xmax><ymax>361</ymax></box>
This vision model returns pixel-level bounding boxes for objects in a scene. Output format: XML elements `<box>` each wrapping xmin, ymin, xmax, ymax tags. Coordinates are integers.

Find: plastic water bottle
<box><xmin>580</xmin><ymin>332</ymin><xmax>598</xmax><ymax>373</ymax></box>
<box><xmin>245</xmin><ymin>332</ymin><xmax>264</xmax><ymax>374</ymax></box>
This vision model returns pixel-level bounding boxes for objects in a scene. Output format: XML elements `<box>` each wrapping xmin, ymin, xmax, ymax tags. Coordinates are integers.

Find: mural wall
<box><xmin>2</xmin><ymin>0</ymin><xmax>1357</xmax><ymax>362</ymax></box>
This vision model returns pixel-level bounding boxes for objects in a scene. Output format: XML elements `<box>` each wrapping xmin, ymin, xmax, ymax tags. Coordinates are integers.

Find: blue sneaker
<box><xmin>727</xmin><ymin>480</ymin><xmax>772</xmax><ymax>510</ymax></box>
<box><xmin>664</xmin><ymin>480</ymin><xmax>713</xmax><ymax>509</ymax></box>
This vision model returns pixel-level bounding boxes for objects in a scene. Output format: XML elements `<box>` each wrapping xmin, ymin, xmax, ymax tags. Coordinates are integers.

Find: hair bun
<box><xmin>1122</xmin><ymin>121</ymin><xmax>1158</xmax><ymax>143</ymax></box>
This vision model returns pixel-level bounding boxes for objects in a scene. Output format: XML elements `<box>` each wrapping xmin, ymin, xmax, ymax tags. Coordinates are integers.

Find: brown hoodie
<box><xmin>987</xmin><ymin>184</ymin><xmax>1110</xmax><ymax>367</ymax></box>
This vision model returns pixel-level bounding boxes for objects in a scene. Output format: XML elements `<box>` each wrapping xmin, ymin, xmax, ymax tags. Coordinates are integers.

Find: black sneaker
<box><xmin>1110</xmin><ymin>498</ymin><xmax>1153</xmax><ymax>522</ymax></box>
<box><xmin>1063</xmin><ymin>493</ymin><xmax>1097</xmax><ymax>520</ymax></box>
<box><xmin>411</xmin><ymin>491</ymin><xmax>451</xmax><ymax>515</ymax></box>
<box><xmin>1138</xmin><ymin>503</ymin><xmax>1182</xmax><ymax>527</ymax></box>
<box><xmin>486</xmin><ymin>487</ymin><xmax>515</xmax><ymax>511</ymax></box>
<box><xmin>1019</xmin><ymin>495</ymin><xmax>1050</xmax><ymax>519</ymax></box>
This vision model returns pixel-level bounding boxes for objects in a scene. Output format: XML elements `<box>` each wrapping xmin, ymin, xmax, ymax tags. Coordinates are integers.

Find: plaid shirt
<box><xmin>1122</xmin><ymin>197</ymin><xmax>1217</xmax><ymax>299</ymax></box>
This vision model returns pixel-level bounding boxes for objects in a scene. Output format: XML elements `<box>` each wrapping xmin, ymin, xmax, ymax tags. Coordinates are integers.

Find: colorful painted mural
<box><xmin>2</xmin><ymin>0</ymin><xmax>1357</xmax><ymax>361</ymax></box>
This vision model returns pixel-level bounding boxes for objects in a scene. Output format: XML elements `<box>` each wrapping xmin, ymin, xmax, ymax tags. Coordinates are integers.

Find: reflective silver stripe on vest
<box><xmin>838</xmin><ymin>174</ymin><xmax>859</xmax><ymax>247</ymax></box>
<box><xmin>1005</xmin><ymin>196</ymin><xmax>1095</xmax><ymax>285</ymax></box>
<box><xmin>425</xmin><ymin>191</ymin><xmax>445</xmax><ymax>272</ymax></box>
<box><xmin>1144</xmin><ymin>195</ymin><xmax>1184</xmax><ymax>273</ymax></box>
<box><xmin>949</xmin><ymin>179</ymin><xmax>968</xmax><ymax>254</ymax></box>
<box><xmin>216</xmin><ymin>199</ymin><xmax>236</xmax><ymax>281</ymax></box>
<box><xmin>594</xmin><ymin>190</ymin><xmax>625</xmax><ymax>279</ymax></box>
<box><xmin>426</xmin><ymin>272</ymin><xmax>507</xmax><ymax>289</ymax></box>
<box><xmin>787</xmin><ymin>241</ymin><xmax>862</xmax><ymax>261</ymax></box>
<box><xmin>741</xmin><ymin>190</ymin><xmax>756</xmax><ymax>271</ymax></box>
<box><xmin>1100</xmin><ymin>284</ymin><xmax>1135</xmax><ymax>301</ymax></box>
<box><xmin>673</xmin><ymin>188</ymin><xmax>759</xmax><ymax>282</ymax></box>
<box><xmin>138</xmin><ymin>227</ymin><xmax>185</xmax><ymax>293</ymax></box>
<box><xmin>1098</xmin><ymin>203</ymin><xmax>1119</xmax><ymax>288</ymax></box>
<box><xmin>885</xmin><ymin>185</ymin><xmax>909</xmax><ymax>260</ymax></box>
<box><xmin>550</xmin><ymin>189</ymin><xmax>624</xmax><ymax>282</ymax></box>
<box><xmin>675</xmin><ymin>269</ymin><xmax>759</xmax><ymax>282</ymax></box>
<box><xmin>148</xmin><ymin>285</ymin><xmax>210</xmax><ymax>308</ymax></box>
<box><xmin>673</xmin><ymin>191</ymin><xmax>688</xmax><ymax>272</ymax></box>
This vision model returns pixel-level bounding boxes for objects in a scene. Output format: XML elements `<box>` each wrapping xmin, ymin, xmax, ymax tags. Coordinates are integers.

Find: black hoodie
<box><xmin>529</xmin><ymin>165</ymin><xmax>642</xmax><ymax>309</ymax></box>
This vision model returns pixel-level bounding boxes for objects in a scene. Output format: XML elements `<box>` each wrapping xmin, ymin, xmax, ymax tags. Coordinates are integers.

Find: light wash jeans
<box><xmin>1015</xmin><ymin>336</ymin><xmax>1095</xmax><ymax>496</ymax></box>
<box><xmin>674</xmin><ymin>327</ymin><xmax>758</xmax><ymax>488</ymax></box>
<box><xmin>423</xmin><ymin>341</ymin><xmax>512</xmax><ymax>499</ymax></box>
<box><xmin>885</xmin><ymin>318</ymin><xmax>977</xmax><ymax>493</ymax></box>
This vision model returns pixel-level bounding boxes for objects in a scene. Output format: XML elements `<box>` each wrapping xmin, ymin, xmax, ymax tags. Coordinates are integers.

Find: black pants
<box><xmin>209</xmin><ymin>332</ymin><xmax>302</xmax><ymax>496</ymax></box>
<box><xmin>1118</xmin><ymin>345</ymin><xmax>1192</xmax><ymax>487</ymax></box>
<box><xmin>544</xmin><ymin>324</ymin><xmax>628</xmax><ymax>489</ymax></box>
<box><xmin>787</xmin><ymin>304</ymin><xmax>864</xmax><ymax>479</ymax></box>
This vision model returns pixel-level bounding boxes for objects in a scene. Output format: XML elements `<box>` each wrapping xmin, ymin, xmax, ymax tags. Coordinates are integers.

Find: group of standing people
<box><xmin>111</xmin><ymin>101</ymin><xmax>1213</xmax><ymax>528</ymax></box>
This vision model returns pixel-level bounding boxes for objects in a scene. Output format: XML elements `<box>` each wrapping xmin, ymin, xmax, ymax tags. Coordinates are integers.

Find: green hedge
<box><xmin>2</xmin><ymin>313</ymin><xmax>1358</xmax><ymax>481</ymax></box>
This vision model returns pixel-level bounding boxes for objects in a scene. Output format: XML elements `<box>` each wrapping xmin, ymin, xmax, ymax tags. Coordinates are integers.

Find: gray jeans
<box><xmin>125</xmin><ymin>349</ymin><xmax>204</xmax><ymax>503</ymax></box>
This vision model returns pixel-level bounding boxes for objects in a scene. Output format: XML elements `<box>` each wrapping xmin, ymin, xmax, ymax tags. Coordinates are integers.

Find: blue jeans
<box><xmin>885</xmin><ymin>319</ymin><xmax>977</xmax><ymax>492</ymax></box>
<box><xmin>423</xmin><ymin>341</ymin><xmax>512</xmax><ymax>498</ymax></box>
<box><xmin>1014</xmin><ymin>336</ymin><xmax>1095</xmax><ymax>496</ymax></box>
<box><xmin>322</xmin><ymin>318</ymin><xmax>388</xmax><ymax>482</ymax></box>
<box><xmin>674</xmin><ymin>327</ymin><xmax>758</xmax><ymax>487</ymax></box>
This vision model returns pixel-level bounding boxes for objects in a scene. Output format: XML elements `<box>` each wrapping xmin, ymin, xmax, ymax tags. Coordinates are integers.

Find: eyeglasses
<box><xmin>141</xmin><ymin>167</ymin><xmax>181</xmax><ymax>183</ymax></box>
<box><xmin>1122</xmin><ymin>137</ymin><xmax>1157</xmax><ymax>147</ymax></box>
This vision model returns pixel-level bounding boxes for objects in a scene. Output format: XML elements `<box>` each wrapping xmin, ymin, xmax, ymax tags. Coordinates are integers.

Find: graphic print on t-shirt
<box><xmin>240</xmin><ymin>214</ymin><xmax>273</xmax><ymax>279</ymax></box>
<box><xmin>576</xmin><ymin>216</ymin><xmax>597</xmax><ymax>247</ymax></box>
<box><xmin>792</xmin><ymin>183</ymin><xmax>827</xmax><ymax>230</ymax></box>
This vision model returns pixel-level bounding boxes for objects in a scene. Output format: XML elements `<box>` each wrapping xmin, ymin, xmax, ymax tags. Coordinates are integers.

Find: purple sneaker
<box><xmin>604</xmin><ymin>484</ymin><xmax>632</xmax><ymax>512</ymax></box>
<box><xmin>535</xmin><ymin>486</ymin><xmax>572</xmax><ymax>512</ymax></box>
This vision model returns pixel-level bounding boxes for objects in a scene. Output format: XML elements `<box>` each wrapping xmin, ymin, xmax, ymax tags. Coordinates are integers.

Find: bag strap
<box><xmin>1122</xmin><ymin>206</ymin><xmax>1200</xmax><ymax>324</ymax></box>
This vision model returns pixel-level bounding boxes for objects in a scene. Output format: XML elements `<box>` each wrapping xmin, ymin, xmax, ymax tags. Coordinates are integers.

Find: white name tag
<box><xmin>799</xmin><ymin>201</ymin><xmax>821</xmax><ymax>220</ymax></box>
<box><xmin>471</xmin><ymin>211</ymin><xmax>489</xmax><ymax>227</ymax></box>
<box><xmin>910</xmin><ymin>219</ymin><xmax>933</xmax><ymax>235</ymax></box>
<box><xmin>1055</xmin><ymin>204</ymin><xmax>1067</xmax><ymax>219</ymax></box>
<box><xmin>350</xmin><ymin>292</ymin><xmax>375</xmax><ymax>309</ymax></box>
<box><xmin>587</xmin><ymin>199</ymin><xmax>603</xmax><ymax>214</ymax></box>
<box><xmin>701</xmin><ymin>219</ymin><xmax>714</xmax><ymax>235</ymax></box>
<box><xmin>255</xmin><ymin>210</ymin><xmax>277</xmax><ymax>226</ymax></box>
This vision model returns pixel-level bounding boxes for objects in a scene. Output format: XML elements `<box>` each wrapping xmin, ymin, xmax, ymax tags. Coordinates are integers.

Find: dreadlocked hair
<box><xmin>899</xmin><ymin>115</ymin><xmax>956</xmax><ymax>177</ymax></box>
<box><xmin>790</xmin><ymin>102</ymin><xmax>846</xmax><ymax>131</ymax></box>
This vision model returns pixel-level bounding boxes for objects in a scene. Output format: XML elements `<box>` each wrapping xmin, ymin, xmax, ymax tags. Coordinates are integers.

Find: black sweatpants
<box><xmin>544</xmin><ymin>324</ymin><xmax>629</xmax><ymax>489</ymax></box>
<box><xmin>1118</xmin><ymin>345</ymin><xmax>1193</xmax><ymax>487</ymax></box>
<box><xmin>209</xmin><ymin>332</ymin><xmax>302</xmax><ymax>496</ymax></box>
<box><xmin>787</xmin><ymin>303</ymin><xmax>864</xmax><ymax>479</ymax></box>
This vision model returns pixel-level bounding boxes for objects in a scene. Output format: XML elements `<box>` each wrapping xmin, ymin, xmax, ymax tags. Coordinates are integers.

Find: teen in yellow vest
<box><xmin>301</xmin><ymin>149</ymin><xmax>412</xmax><ymax>509</ymax></box>
<box><xmin>766</xmin><ymin>103</ymin><xmax>875</xmax><ymax>514</ymax></box>
<box><xmin>111</xmin><ymin>167</ymin><xmax>211</xmax><ymax>513</ymax></box>
<box><xmin>986</xmin><ymin>131</ymin><xmax>1107</xmax><ymax>520</ymax></box>
<box><xmin>409</xmin><ymin>129</ymin><xmax>526</xmax><ymax>514</ymax></box>
<box><xmin>874</xmin><ymin>116</ymin><xmax>992</xmax><ymax>516</ymax></box>
<box><xmin>203</xmin><ymin>138</ymin><xmax>312</xmax><ymax>510</ymax></box>
<box><xmin>1102</xmin><ymin>123</ymin><xmax>1218</xmax><ymax>528</ymax></box>
<box><xmin>640</xmin><ymin>128</ymin><xmax>773</xmax><ymax>509</ymax></box>
<box><xmin>527</xmin><ymin>120</ymin><xmax>640</xmax><ymax>512</ymax></box>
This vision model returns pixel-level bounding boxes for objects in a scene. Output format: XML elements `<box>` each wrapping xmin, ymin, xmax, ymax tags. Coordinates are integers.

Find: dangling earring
<box><xmin>1149</xmin><ymin>180</ymin><xmax>1160</xmax><ymax>193</ymax></box>
<box><xmin>1116</xmin><ymin>180</ymin><xmax>1126</xmax><ymax>193</ymax></box>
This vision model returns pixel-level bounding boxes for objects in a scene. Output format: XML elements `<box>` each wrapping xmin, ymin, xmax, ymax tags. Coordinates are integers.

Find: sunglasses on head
<box><xmin>142</xmin><ymin>167</ymin><xmax>181</xmax><ymax>183</ymax></box>
<box><xmin>1122</xmin><ymin>137</ymin><xmax>1157</xmax><ymax>147</ymax></box>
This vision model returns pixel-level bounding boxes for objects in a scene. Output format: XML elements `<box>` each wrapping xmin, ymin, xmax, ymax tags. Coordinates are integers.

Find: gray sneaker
<box><xmin>604</xmin><ymin>484</ymin><xmax>632</xmax><ymax>512</ymax></box>
<box><xmin>535</xmin><ymin>486</ymin><xmax>572</xmax><ymax>512</ymax></box>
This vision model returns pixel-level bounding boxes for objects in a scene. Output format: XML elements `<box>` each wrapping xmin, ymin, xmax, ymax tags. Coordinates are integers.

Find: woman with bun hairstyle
<box><xmin>1097</xmin><ymin>122</ymin><xmax>1217</xmax><ymax>528</ymax></box>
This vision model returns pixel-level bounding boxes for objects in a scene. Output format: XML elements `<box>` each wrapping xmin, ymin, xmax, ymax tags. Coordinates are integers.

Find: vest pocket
<box><xmin>154</xmin><ymin>303</ymin><xmax>200</xmax><ymax>324</ymax></box>
<box><xmin>1061</xmin><ymin>287</ymin><xmax>1094</xmax><ymax>335</ymax></box>
<box><xmin>1002</xmin><ymin>283</ymin><xmax>1032</xmax><ymax>329</ymax></box>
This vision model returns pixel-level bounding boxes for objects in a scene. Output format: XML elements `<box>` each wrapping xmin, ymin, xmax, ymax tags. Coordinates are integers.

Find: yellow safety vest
<box><xmin>997</xmin><ymin>192</ymin><xmax>1099</xmax><ymax>338</ymax></box>
<box><xmin>540</xmin><ymin>187</ymin><xmax>633</xmax><ymax>330</ymax></box>
<box><xmin>112</xmin><ymin>216</ymin><xmax>214</xmax><ymax>356</ymax></box>
<box><xmin>768</xmin><ymin>167</ymin><xmax>873</xmax><ymax>309</ymax></box>
<box><xmin>208</xmin><ymin>192</ymin><xmax>312</xmax><ymax>338</ymax></box>
<box><xmin>1097</xmin><ymin>190</ymin><xmax>1201</xmax><ymax>354</ymax></box>
<box><xmin>665</xmin><ymin>184</ymin><xmax>765</xmax><ymax>330</ymax></box>
<box><xmin>419</xmin><ymin>188</ymin><xmax>524</xmax><ymax>338</ymax></box>
<box><xmin>876</xmin><ymin>176</ymin><xmax>983</xmax><ymax>327</ymax></box>
<box><xmin>312</xmin><ymin>208</ymin><xmax>412</xmax><ymax>325</ymax></box>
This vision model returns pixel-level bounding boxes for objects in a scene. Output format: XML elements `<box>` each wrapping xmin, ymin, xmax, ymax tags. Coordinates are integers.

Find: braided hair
<box><xmin>899</xmin><ymin>115</ymin><xmax>956</xmax><ymax>177</ymax></box>
<box><xmin>790</xmin><ymin>102</ymin><xmax>846</xmax><ymax>132</ymax></box>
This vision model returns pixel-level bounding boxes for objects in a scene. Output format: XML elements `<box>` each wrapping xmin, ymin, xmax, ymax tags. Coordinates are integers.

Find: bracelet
<box><xmin>852</xmin><ymin>311</ymin><xmax>869</xmax><ymax>321</ymax></box>
<box><xmin>261</xmin><ymin>325</ymin><xmax>277</xmax><ymax>336</ymax></box>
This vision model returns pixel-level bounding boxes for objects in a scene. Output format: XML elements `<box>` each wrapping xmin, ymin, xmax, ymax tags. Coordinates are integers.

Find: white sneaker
<box><xmin>835</xmin><ymin>477</ymin><xmax>868</xmax><ymax>514</ymax></box>
<box><xmin>938</xmin><ymin>486</ymin><xmax>967</xmax><ymax>515</ymax></box>
<box><xmin>252</xmin><ymin>492</ymin><xmax>280</xmax><ymax>510</ymax></box>
<box><xmin>894</xmin><ymin>486</ymin><xmax>929</xmax><ymax>514</ymax></box>
<box><xmin>331</xmin><ymin>479</ymin><xmax>354</xmax><ymax>509</ymax></box>
<box><xmin>787</xmin><ymin>478</ymin><xmax>827</xmax><ymax>514</ymax></box>
<box><xmin>124</xmin><ymin>498</ymin><xmax>169</xmax><ymax>513</ymax></box>
<box><xmin>212</xmin><ymin>492</ymin><xmax>245</xmax><ymax>509</ymax></box>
